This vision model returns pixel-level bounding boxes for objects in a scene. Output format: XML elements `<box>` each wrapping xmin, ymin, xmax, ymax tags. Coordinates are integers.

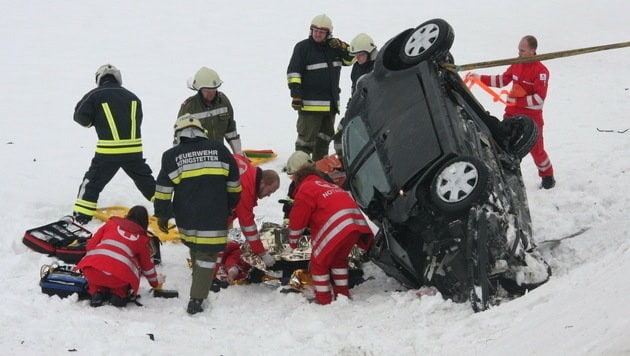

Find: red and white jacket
<box><xmin>288</xmin><ymin>174</ymin><xmax>373</xmax><ymax>260</ymax></box>
<box><xmin>480</xmin><ymin>61</ymin><xmax>549</xmax><ymax>123</ymax></box>
<box><xmin>77</xmin><ymin>217</ymin><xmax>159</xmax><ymax>293</ymax></box>
<box><xmin>229</xmin><ymin>154</ymin><xmax>265</xmax><ymax>255</ymax></box>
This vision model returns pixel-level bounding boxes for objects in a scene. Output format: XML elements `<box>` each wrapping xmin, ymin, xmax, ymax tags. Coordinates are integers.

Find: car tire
<box><xmin>430</xmin><ymin>157</ymin><xmax>489</xmax><ymax>214</ymax></box>
<box><xmin>399</xmin><ymin>18</ymin><xmax>454</xmax><ymax>65</ymax></box>
<box><xmin>501</xmin><ymin>115</ymin><xmax>539</xmax><ymax>159</ymax></box>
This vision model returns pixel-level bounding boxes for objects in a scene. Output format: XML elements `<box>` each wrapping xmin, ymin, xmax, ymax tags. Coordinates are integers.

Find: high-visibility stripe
<box><xmin>73</xmin><ymin>198</ymin><xmax>97</xmax><ymax>216</ymax></box>
<box><xmin>96</xmin><ymin>138</ymin><xmax>143</xmax><ymax>154</ymax></box>
<box><xmin>180</xmin><ymin>234</ymin><xmax>228</xmax><ymax>246</ymax></box>
<box><xmin>101</xmin><ymin>103</ymin><xmax>120</xmax><ymax>140</ymax></box>
<box><xmin>171</xmin><ymin>167</ymin><xmax>230</xmax><ymax>185</ymax></box>
<box><xmin>130</xmin><ymin>100</ymin><xmax>137</xmax><ymax>139</ymax></box>
<box><xmin>153</xmin><ymin>191</ymin><xmax>172</xmax><ymax>201</ymax></box>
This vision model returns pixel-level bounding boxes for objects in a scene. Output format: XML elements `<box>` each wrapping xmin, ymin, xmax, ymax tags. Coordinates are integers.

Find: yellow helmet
<box><xmin>349</xmin><ymin>33</ymin><xmax>376</xmax><ymax>55</ymax></box>
<box><xmin>189</xmin><ymin>67</ymin><xmax>223</xmax><ymax>90</ymax></box>
<box><xmin>173</xmin><ymin>113</ymin><xmax>207</xmax><ymax>141</ymax></box>
<box><xmin>95</xmin><ymin>64</ymin><xmax>122</xmax><ymax>85</ymax></box>
<box><xmin>286</xmin><ymin>151</ymin><xmax>314</xmax><ymax>175</ymax></box>
<box><xmin>310</xmin><ymin>14</ymin><xmax>333</xmax><ymax>33</ymax></box>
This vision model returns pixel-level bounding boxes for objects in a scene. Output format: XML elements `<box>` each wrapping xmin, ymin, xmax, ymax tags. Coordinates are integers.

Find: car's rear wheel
<box><xmin>400</xmin><ymin>18</ymin><xmax>454</xmax><ymax>65</ymax></box>
<box><xmin>430</xmin><ymin>157</ymin><xmax>489</xmax><ymax>213</ymax></box>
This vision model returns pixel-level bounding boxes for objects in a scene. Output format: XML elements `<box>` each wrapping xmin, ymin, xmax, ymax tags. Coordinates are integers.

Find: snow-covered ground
<box><xmin>1</xmin><ymin>1</ymin><xmax>629</xmax><ymax>354</ymax></box>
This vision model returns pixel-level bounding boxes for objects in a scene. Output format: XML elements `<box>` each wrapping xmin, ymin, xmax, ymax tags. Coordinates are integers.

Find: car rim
<box><xmin>435</xmin><ymin>161</ymin><xmax>479</xmax><ymax>203</ymax></box>
<box><xmin>403</xmin><ymin>23</ymin><xmax>440</xmax><ymax>57</ymax></box>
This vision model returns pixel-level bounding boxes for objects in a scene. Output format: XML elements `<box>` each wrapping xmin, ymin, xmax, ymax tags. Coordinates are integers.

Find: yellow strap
<box><xmin>101</xmin><ymin>103</ymin><xmax>120</xmax><ymax>140</ymax></box>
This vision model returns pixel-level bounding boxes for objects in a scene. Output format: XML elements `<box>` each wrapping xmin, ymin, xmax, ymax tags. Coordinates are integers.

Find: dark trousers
<box><xmin>295</xmin><ymin>111</ymin><xmax>335</xmax><ymax>161</ymax></box>
<box><xmin>73</xmin><ymin>156</ymin><xmax>155</xmax><ymax>217</ymax></box>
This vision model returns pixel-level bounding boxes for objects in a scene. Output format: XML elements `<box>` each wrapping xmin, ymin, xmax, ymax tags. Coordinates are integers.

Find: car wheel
<box><xmin>430</xmin><ymin>157</ymin><xmax>489</xmax><ymax>213</ymax></box>
<box><xmin>501</xmin><ymin>115</ymin><xmax>538</xmax><ymax>159</ymax></box>
<box><xmin>399</xmin><ymin>18</ymin><xmax>454</xmax><ymax>65</ymax></box>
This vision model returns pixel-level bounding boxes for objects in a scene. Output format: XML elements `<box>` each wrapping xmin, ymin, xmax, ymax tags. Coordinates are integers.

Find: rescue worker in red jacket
<box><xmin>78</xmin><ymin>205</ymin><xmax>161</xmax><ymax>307</ymax></box>
<box><xmin>472</xmin><ymin>35</ymin><xmax>555</xmax><ymax>189</ymax></box>
<box><xmin>287</xmin><ymin>166</ymin><xmax>374</xmax><ymax>304</ymax></box>
<box><xmin>229</xmin><ymin>154</ymin><xmax>280</xmax><ymax>268</ymax></box>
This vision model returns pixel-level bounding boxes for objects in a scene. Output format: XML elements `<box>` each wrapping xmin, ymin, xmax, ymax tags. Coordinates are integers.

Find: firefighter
<box><xmin>334</xmin><ymin>33</ymin><xmax>378</xmax><ymax>156</ymax></box>
<box><xmin>72</xmin><ymin>64</ymin><xmax>156</xmax><ymax>224</ymax></box>
<box><xmin>287</xmin><ymin>165</ymin><xmax>374</xmax><ymax>304</ymax></box>
<box><xmin>287</xmin><ymin>14</ymin><xmax>354</xmax><ymax>161</ymax></box>
<box><xmin>154</xmin><ymin>114</ymin><xmax>241</xmax><ymax>315</ymax></box>
<box><xmin>177</xmin><ymin>67</ymin><xmax>242</xmax><ymax>154</ymax></box>
<box><xmin>230</xmin><ymin>153</ymin><xmax>280</xmax><ymax>268</ymax></box>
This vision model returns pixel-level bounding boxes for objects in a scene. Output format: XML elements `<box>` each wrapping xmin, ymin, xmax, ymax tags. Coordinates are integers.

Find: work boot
<box><xmin>187</xmin><ymin>298</ymin><xmax>204</xmax><ymax>315</ymax></box>
<box><xmin>73</xmin><ymin>212</ymin><xmax>92</xmax><ymax>225</ymax></box>
<box><xmin>110</xmin><ymin>294</ymin><xmax>128</xmax><ymax>307</ymax></box>
<box><xmin>541</xmin><ymin>176</ymin><xmax>556</xmax><ymax>189</ymax></box>
<box><xmin>90</xmin><ymin>292</ymin><xmax>104</xmax><ymax>307</ymax></box>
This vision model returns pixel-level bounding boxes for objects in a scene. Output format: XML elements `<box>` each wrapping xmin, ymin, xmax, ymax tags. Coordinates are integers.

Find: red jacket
<box><xmin>288</xmin><ymin>174</ymin><xmax>373</xmax><ymax>259</ymax></box>
<box><xmin>229</xmin><ymin>154</ymin><xmax>265</xmax><ymax>254</ymax></box>
<box><xmin>213</xmin><ymin>241</ymin><xmax>252</xmax><ymax>281</ymax></box>
<box><xmin>77</xmin><ymin>217</ymin><xmax>159</xmax><ymax>293</ymax></box>
<box><xmin>480</xmin><ymin>61</ymin><xmax>549</xmax><ymax>123</ymax></box>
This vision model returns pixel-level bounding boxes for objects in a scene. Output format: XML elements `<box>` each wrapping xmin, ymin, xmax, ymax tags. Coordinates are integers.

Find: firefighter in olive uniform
<box><xmin>72</xmin><ymin>64</ymin><xmax>156</xmax><ymax>224</ymax></box>
<box><xmin>154</xmin><ymin>114</ymin><xmax>241</xmax><ymax>314</ymax></box>
<box><xmin>177</xmin><ymin>67</ymin><xmax>242</xmax><ymax>154</ymax></box>
<box><xmin>287</xmin><ymin>14</ymin><xmax>354</xmax><ymax>161</ymax></box>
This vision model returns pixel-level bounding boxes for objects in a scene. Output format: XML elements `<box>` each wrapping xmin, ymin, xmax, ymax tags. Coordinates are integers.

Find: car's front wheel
<box><xmin>430</xmin><ymin>157</ymin><xmax>489</xmax><ymax>213</ymax></box>
<box><xmin>399</xmin><ymin>18</ymin><xmax>454</xmax><ymax>65</ymax></box>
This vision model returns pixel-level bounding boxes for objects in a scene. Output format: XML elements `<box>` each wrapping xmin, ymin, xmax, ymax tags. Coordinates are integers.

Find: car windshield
<box><xmin>342</xmin><ymin>116</ymin><xmax>391</xmax><ymax>208</ymax></box>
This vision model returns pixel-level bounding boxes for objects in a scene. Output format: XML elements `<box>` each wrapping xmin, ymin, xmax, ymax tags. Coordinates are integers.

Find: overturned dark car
<box><xmin>341</xmin><ymin>19</ymin><xmax>550</xmax><ymax>311</ymax></box>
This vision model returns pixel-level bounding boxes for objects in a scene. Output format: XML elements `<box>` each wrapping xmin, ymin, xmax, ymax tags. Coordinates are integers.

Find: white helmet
<box><xmin>189</xmin><ymin>67</ymin><xmax>223</xmax><ymax>90</ymax></box>
<box><xmin>349</xmin><ymin>33</ymin><xmax>376</xmax><ymax>55</ymax></box>
<box><xmin>285</xmin><ymin>151</ymin><xmax>314</xmax><ymax>175</ymax></box>
<box><xmin>173</xmin><ymin>114</ymin><xmax>207</xmax><ymax>142</ymax></box>
<box><xmin>310</xmin><ymin>14</ymin><xmax>333</xmax><ymax>34</ymax></box>
<box><xmin>95</xmin><ymin>64</ymin><xmax>122</xmax><ymax>85</ymax></box>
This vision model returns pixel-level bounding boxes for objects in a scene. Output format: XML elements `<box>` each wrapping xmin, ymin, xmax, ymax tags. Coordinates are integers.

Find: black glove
<box><xmin>328</xmin><ymin>38</ymin><xmax>349</xmax><ymax>51</ymax></box>
<box><xmin>157</xmin><ymin>217</ymin><xmax>170</xmax><ymax>233</ymax></box>
<box><xmin>291</xmin><ymin>97</ymin><xmax>302</xmax><ymax>111</ymax></box>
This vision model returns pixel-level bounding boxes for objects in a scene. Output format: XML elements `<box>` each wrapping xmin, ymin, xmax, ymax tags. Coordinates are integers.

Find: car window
<box><xmin>342</xmin><ymin>116</ymin><xmax>391</xmax><ymax>208</ymax></box>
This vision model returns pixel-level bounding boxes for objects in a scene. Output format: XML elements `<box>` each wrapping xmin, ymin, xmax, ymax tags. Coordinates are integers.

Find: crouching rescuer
<box><xmin>154</xmin><ymin>114</ymin><xmax>242</xmax><ymax>314</ymax></box>
<box><xmin>287</xmin><ymin>165</ymin><xmax>373</xmax><ymax>304</ymax></box>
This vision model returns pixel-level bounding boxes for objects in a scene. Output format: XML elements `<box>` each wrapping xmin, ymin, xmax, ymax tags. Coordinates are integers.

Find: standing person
<box><xmin>229</xmin><ymin>153</ymin><xmax>280</xmax><ymax>268</ymax></box>
<box><xmin>77</xmin><ymin>205</ymin><xmax>162</xmax><ymax>307</ymax></box>
<box><xmin>473</xmin><ymin>35</ymin><xmax>555</xmax><ymax>189</ymax></box>
<box><xmin>334</xmin><ymin>33</ymin><xmax>379</xmax><ymax>155</ymax></box>
<box><xmin>177</xmin><ymin>67</ymin><xmax>242</xmax><ymax>154</ymax></box>
<box><xmin>287</xmin><ymin>14</ymin><xmax>354</xmax><ymax>161</ymax></box>
<box><xmin>287</xmin><ymin>166</ymin><xmax>374</xmax><ymax>305</ymax></box>
<box><xmin>154</xmin><ymin>114</ymin><xmax>241</xmax><ymax>315</ymax></box>
<box><xmin>72</xmin><ymin>64</ymin><xmax>156</xmax><ymax>224</ymax></box>
<box><xmin>348</xmin><ymin>33</ymin><xmax>378</xmax><ymax>94</ymax></box>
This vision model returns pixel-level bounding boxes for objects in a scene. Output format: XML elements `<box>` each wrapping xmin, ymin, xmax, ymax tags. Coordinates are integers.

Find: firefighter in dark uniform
<box><xmin>154</xmin><ymin>114</ymin><xmax>241</xmax><ymax>315</ymax></box>
<box><xmin>287</xmin><ymin>14</ymin><xmax>353</xmax><ymax>161</ymax></box>
<box><xmin>72</xmin><ymin>64</ymin><xmax>156</xmax><ymax>224</ymax></box>
<box><xmin>334</xmin><ymin>33</ymin><xmax>378</xmax><ymax>156</ymax></box>
<box><xmin>177</xmin><ymin>67</ymin><xmax>242</xmax><ymax>154</ymax></box>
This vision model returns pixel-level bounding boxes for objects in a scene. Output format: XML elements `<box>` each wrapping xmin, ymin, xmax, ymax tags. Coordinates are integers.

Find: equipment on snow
<box><xmin>23</xmin><ymin>217</ymin><xmax>92</xmax><ymax>264</ymax></box>
<box><xmin>40</xmin><ymin>263</ymin><xmax>88</xmax><ymax>299</ymax></box>
<box><xmin>243</xmin><ymin>149</ymin><xmax>278</xmax><ymax>166</ymax></box>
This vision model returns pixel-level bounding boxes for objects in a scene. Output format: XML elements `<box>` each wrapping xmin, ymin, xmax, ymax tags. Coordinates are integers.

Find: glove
<box><xmin>328</xmin><ymin>38</ymin><xmax>349</xmax><ymax>51</ymax></box>
<box><xmin>155</xmin><ymin>274</ymin><xmax>166</xmax><ymax>289</ymax></box>
<box><xmin>157</xmin><ymin>217</ymin><xmax>170</xmax><ymax>233</ymax></box>
<box><xmin>260</xmin><ymin>251</ymin><xmax>276</xmax><ymax>268</ymax></box>
<box><xmin>282</xmin><ymin>218</ymin><xmax>290</xmax><ymax>228</ymax></box>
<box><xmin>226</xmin><ymin>267</ymin><xmax>239</xmax><ymax>283</ymax></box>
<box><xmin>291</xmin><ymin>97</ymin><xmax>302</xmax><ymax>111</ymax></box>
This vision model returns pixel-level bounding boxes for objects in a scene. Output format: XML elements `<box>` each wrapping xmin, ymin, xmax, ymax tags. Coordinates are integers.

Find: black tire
<box><xmin>399</xmin><ymin>18</ymin><xmax>454</xmax><ymax>65</ymax></box>
<box><xmin>501</xmin><ymin>115</ymin><xmax>539</xmax><ymax>159</ymax></box>
<box><xmin>430</xmin><ymin>156</ymin><xmax>489</xmax><ymax>214</ymax></box>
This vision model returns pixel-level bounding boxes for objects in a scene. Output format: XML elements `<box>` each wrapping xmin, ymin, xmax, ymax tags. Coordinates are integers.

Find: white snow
<box><xmin>1</xmin><ymin>1</ymin><xmax>629</xmax><ymax>355</ymax></box>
